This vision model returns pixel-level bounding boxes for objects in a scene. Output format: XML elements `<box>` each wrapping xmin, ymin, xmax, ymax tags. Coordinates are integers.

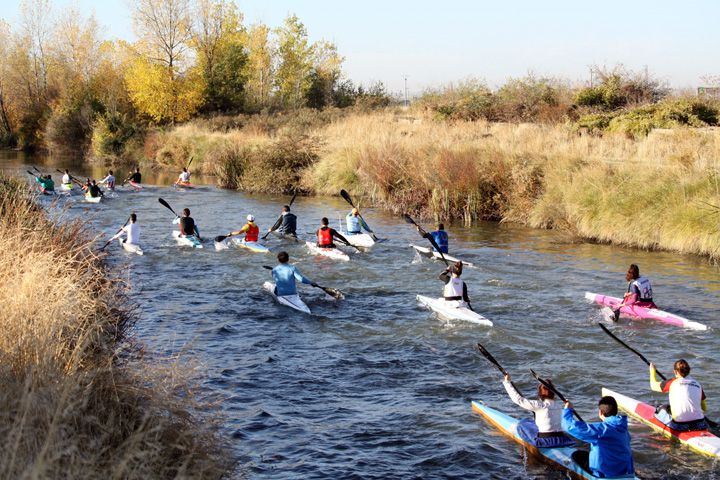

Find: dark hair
<box><xmin>674</xmin><ymin>359</ymin><xmax>690</xmax><ymax>377</ymax></box>
<box><xmin>451</xmin><ymin>261</ymin><xmax>463</xmax><ymax>276</ymax></box>
<box><xmin>277</xmin><ymin>251</ymin><xmax>289</xmax><ymax>263</ymax></box>
<box><xmin>183</xmin><ymin>167</ymin><xmax>188</xmax><ymax>172</ymax></box>
<box><xmin>598</xmin><ymin>395</ymin><xmax>618</xmax><ymax>417</ymax></box>
<box><xmin>626</xmin><ymin>264</ymin><xmax>640</xmax><ymax>281</ymax></box>
<box><xmin>183</xmin><ymin>208</ymin><xmax>190</xmax><ymax>216</ymax></box>
<box><xmin>109</xmin><ymin>170</ymin><xmax>113</xmax><ymax>175</ymax></box>
<box><xmin>438</xmin><ymin>223</ymin><xmax>445</xmax><ymax>230</ymax></box>
<box><xmin>46</xmin><ymin>175</ymin><xmax>52</xmax><ymax>179</ymax></box>
<box><xmin>321</xmin><ymin>217</ymin><xmax>329</xmax><ymax>225</ymax></box>
<box><xmin>136</xmin><ymin>167</ymin><xmax>140</xmax><ymax>172</ymax></box>
<box><xmin>537</xmin><ymin>379</ymin><xmax>555</xmax><ymax>400</ymax></box>
<box><xmin>130</xmin><ymin>213</ymin><xmax>137</xmax><ymax>222</ymax></box>
<box><xmin>283</xmin><ymin>205</ymin><xmax>290</xmax><ymax>212</ymax></box>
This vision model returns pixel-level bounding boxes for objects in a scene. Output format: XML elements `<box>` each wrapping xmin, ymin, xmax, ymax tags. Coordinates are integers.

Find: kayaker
<box><xmin>562</xmin><ymin>396</ymin><xmax>634</xmax><ymax>478</ymax></box>
<box><xmin>613</xmin><ymin>263</ymin><xmax>656</xmax><ymax>321</ymax></box>
<box><xmin>99</xmin><ymin>170</ymin><xmax>116</xmax><ymax>190</ymax></box>
<box><xmin>176</xmin><ymin>167</ymin><xmax>191</xmax><ymax>185</ymax></box>
<box><xmin>439</xmin><ymin>261</ymin><xmax>470</xmax><ymax>307</ymax></box>
<box><xmin>35</xmin><ymin>174</ymin><xmax>55</xmax><ymax>194</ymax></box>
<box><xmin>175</xmin><ymin>208</ymin><xmax>201</xmax><ymax>240</ymax></box>
<box><xmin>113</xmin><ymin>213</ymin><xmax>140</xmax><ymax>245</ymax></box>
<box><xmin>61</xmin><ymin>169</ymin><xmax>72</xmax><ymax>187</ymax></box>
<box><xmin>346</xmin><ymin>208</ymin><xmax>372</xmax><ymax>235</ymax></box>
<box><xmin>271</xmin><ymin>251</ymin><xmax>317</xmax><ymax>296</ymax></box>
<box><xmin>228</xmin><ymin>215</ymin><xmax>259</xmax><ymax>243</ymax></box>
<box><xmin>128</xmin><ymin>168</ymin><xmax>141</xmax><ymax>184</ymax></box>
<box><xmin>88</xmin><ymin>180</ymin><xmax>103</xmax><ymax>198</ymax></box>
<box><xmin>649</xmin><ymin>359</ymin><xmax>708</xmax><ymax>432</ymax></box>
<box><xmin>502</xmin><ymin>374</ymin><xmax>574</xmax><ymax>447</ymax></box>
<box><xmin>273</xmin><ymin>205</ymin><xmax>297</xmax><ymax>237</ymax></box>
<box><xmin>418</xmin><ymin>223</ymin><xmax>449</xmax><ymax>254</ymax></box>
<box><xmin>317</xmin><ymin>217</ymin><xmax>350</xmax><ymax>248</ymax></box>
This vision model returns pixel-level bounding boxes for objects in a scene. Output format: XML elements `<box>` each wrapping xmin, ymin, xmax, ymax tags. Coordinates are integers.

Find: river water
<box><xmin>3</xmin><ymin>151</ymin><xmax>720</xmax><ymax>479</ymax></box>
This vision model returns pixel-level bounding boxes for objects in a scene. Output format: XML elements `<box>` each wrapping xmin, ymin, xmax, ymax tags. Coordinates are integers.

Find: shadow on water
<box><xmin>3</xmin><ymin>150</ymin><xmax>720</xmax><ymax>479</ymax></box>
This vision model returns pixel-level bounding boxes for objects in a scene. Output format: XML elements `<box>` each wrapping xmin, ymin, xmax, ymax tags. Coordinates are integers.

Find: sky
<box><xmin>2</xmin><ymin>0</ymin><xmax>718</xmax><ymax>95</ymax></box>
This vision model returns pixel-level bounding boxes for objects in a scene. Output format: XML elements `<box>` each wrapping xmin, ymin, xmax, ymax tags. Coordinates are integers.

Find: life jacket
<box><xmin>631</xmin><ymin>277</ymin><xmax>653</xmax><ymax>301</ymax></box>
<box><xmin>245</xmin><ymin>223</ymin><xmax>259</xmax><ymax>242</ymax></box>
<box><xmin>317</xmin><ymin>227</ymin><xmax>333</xmax><ymax>246</ymax></box>
<box><xmin>431</xmin><ymin>230</ymin><xmax>449</xmax><ymax>253</ymax></box>
<box><xmin>346</xmin><ymin>214</ymin><xmax>361</xmax><ymax>233</ymax></box>
<box><xmin>668</xmin><ymin>376</ymin><xmax>706</xmax><ymax>422</ymax></box>
<box><xmin>443</xmin><ymin>277</ymin><xmax>464</xmax><ymax>300</ymax></box>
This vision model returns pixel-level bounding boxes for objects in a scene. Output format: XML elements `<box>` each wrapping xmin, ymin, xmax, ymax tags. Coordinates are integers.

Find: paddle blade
<box><xmin>158</xmin><ymin>197</ymin><xmax>176</xmax><ymax>216</ymax></box>
<box><xmin>340</xmin><ymin>189</ymin><xmax>354</xmax><ymax>207</ymax></box>
<box><xmin>214</xmin><ymin>235</ymin><xmax>228</xmax><ymax>243</ymax></box>
<box><xmin>321</xmin><ymin>287</ymin><xmax>344</xmax><ymax>300</ymax></box>
<box><xmin>262</xmin><ymin>265</ymin><xmax>273</xmax><ymax>270</ymax></box>
<box><xmin>403</xmin><ymin>214</ymin><xmax>417</xmax><ymax>225</ymax></box>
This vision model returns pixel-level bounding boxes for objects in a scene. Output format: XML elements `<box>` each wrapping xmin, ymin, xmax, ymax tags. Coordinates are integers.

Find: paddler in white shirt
<box><xmin>113</xmin><ymin>213</ymin><xmax>141</xmax><ymax>246</ymax></box>
<box><xmin>438</xmin><ymin>261</ymin><xmax>470</xmax><ymax>307</ymax></box>
<box><xmin>650</xmin><ymin>359</ymin><xmax>709</xmax><ymax>432</ymax></box>
<box><xmin>175</xmin><ymin>167</ymin><xmax>191</xmax><ymax>185</ymax></box>
<box><xmin>61</xmin><ymin>169</ymin><xmax>72</xmax><ymax>188</ymax></box>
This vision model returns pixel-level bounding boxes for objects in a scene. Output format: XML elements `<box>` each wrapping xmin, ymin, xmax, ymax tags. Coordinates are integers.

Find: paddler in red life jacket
<box><xmin>317</xmin><ymin>217</ymin><xmax>350</xmax><ymax>248</ymax></box>
<box><xmin>418</xmin><ymin>223</ymin><xmax>449</xmax><ymax>254</ymax></box>
<box><xmin>228</xmin><ymin>214</ymin><xmax>260</xmax><ymax>243</ymax></box>
<box><xmin>175</xmin><ymin>207</ymin><xmax>201</xmax><ymax>239</ymax></box>
<box><xmin>439</xmin><ymin>261</ymin><xmax>470</xmax><ymax>307</ymax></box>
<box><xmin>649</xmin><ymin>359</ymin><xmax>708</xmax><ymax>432</ymax></box>
<box><xmin>613</xmin><ymin>263</ymin><xmax>656</xmax><ymax>321</ymax></box>
<box><xmin>502</xmin><ymin>374</ymin><xmax>574</xmax><ymax>447</ymax></box>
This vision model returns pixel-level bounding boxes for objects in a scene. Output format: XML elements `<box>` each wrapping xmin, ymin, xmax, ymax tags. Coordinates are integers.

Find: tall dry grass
<box><xmin>0</xmin><ymin>175</ymin><xmax>231</xmax><ymax>479</ymax></box>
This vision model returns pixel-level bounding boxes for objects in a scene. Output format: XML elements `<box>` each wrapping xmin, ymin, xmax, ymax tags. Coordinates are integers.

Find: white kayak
<box><xmin>416</xmin><ymin>295</ymin><xmax>492</xmax><ymax>326</ymax></box>
<box><xmin>342</xmin><ymin>232</ymin><xmax>375</xmax><ymax>248</ymax></box>
<box><xmin>172</xmin><ymin>231</ymin><xmax>203</xmax><ymax>248</ymax></box>
<box><xmin>263</xmin><ymin>281</ymin><xmax>311</xmax><ymax>314</ymax></box>
<box><xmin>409</xmin><ymin>244</ymin><xmax>473</xmax><ymax>267</ymax></box>
<box><xmin>84</xmin><ymin>194</ymin><xmax>102</xmax><ymax>204</ymax></box>
<box><xmin>306</xmin><ymin>241</ymin><xmax>350</xmax><ymax>261</ymax></box>
<box><xmin>119</xmin><ymin>239</ymin><xmax>144</xmax><ymax>255</ymax></box>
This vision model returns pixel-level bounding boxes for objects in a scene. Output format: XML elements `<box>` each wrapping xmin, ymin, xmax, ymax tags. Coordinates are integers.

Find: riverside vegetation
<box><xmin>0</xmin><ymin>174</ymin><xmax>230</xmax><ymax>478</ymax></box>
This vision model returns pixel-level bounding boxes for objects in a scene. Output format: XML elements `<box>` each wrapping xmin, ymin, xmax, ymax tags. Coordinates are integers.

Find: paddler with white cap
<box><xmin>227</xmin><ymin>214</ymin><xmax>260</xmax><ymax>243</ymax></box>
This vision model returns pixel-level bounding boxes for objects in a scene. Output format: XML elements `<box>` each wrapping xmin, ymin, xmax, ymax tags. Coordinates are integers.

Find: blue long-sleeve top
<box><xmin>272</xmin><ymin>263</ymin><xmax>312</xmax><ymax>296</ymax></box>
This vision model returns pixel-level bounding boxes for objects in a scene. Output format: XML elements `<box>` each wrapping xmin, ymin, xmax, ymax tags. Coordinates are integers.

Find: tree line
<box><xmin>0</xmin><ymin>0</ymin><xmax>390</xmax><ymax>152</ymax></box>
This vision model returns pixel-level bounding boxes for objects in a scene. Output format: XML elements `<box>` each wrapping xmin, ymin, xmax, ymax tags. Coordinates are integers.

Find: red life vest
<box><xmin>317</xmin><ymin>227</ymin><xmax>333</xmax><ymax>246</ymax></box>
<box><xmin>245</xmin><ymin>223</ymin><xmax>259</xmax><ymax>242</ymax></box>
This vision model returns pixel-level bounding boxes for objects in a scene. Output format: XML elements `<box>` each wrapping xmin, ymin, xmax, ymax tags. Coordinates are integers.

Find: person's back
<box><xmin>89</xmin><ymin>183</ymin><xmax>102</xmax><ymax>197</ymax></box>
<box><xmin>180</xmin><ymin>216</ymin><xmax>196</xmax><ymax>236</ymax></box>
<box><xmin>125</xmin><ymin>222</ymin><xmax>140</xmax><ymax>244</ymax></box>
<box><xmin>650</xmin><ymin>359</ymin><xmax>707</xmax><ymax>431</ymax></box>
<box><xmin>428</xmin><ymin>224</ymin><xmax>449</xmax><ymax>254</ymax></box>
<box><xmin>562</xmin><ymin>396</ymin><xmax>634</xmax><ymax>478</ymax></box>
<box><xmin>278</xmin><ymin>212</ymin><xmax>297</xmax><ymax>235</ymax></box>
<box><xmin>317</xmin><ymin>225</ymin><xmax>334</xmax><ymax>248</ymax></box>
<box><xmin>130</xmin><ymin>170</ymin><xmax>141</xmax><ymax>183</ymax></box>
<box><xmin>272</xmin><ymin>251</ymin><xmax>313</xmax><ymax>296</ymax></box>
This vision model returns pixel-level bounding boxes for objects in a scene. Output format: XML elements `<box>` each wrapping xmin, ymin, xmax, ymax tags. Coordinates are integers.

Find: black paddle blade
<box><xmin>403</xmin><ymin>213</ymin><xmax>417</xmax><ymax>225</ymax></box>
<box><xmin>262</xmin><ymin>265</ymin><xmax>273</xmax><ymax>270</ymax></box>
<box><xmin>26</xmin><ymin>170</ymin><xmax>36</xmax><ymax>177</ymax></box>
<box><xmin>214</xmin><ymin>235</ymin><xmax>228</xmax><ymax>243</ymax></box>
<box><xmin>158</xmin><ymin>197</ymin><xmax>177</xmax><ymax>216</ymax></box>
<box><xmin>476</xmin><ymin>343</ymin><xmax>508</xmax><ymax>376</ymax></box>
<box><xmin>340</xmin><ymin>189</ymin><xmax>354</xmax><ymax>207</ymax></box>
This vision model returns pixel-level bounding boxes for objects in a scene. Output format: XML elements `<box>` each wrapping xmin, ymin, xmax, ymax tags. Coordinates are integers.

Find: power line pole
<box><xmin>403</xmin><ymin>75</ymin><xmax>409</xmax><ymax>107</ymax></box>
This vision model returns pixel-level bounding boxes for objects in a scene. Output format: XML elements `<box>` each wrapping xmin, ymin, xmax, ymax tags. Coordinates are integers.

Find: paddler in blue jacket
<box><xmin>562</xmin><ymin>395</ymin><xmax>634</xmax><ymax>478</ymax></box>
<box><xmin>271</xmin><ymin>251</ymin><xmax>317</xmax><ymax>296</ymax></box>
<box><xmin>418</xmin><ymin>223</ymin><xmax>449</xmax><ymax>254</ymax></box>
<box><xmin>346</xmin><ymin>208</ymin><xmax>372</xmax><ymax>235</ymax></box>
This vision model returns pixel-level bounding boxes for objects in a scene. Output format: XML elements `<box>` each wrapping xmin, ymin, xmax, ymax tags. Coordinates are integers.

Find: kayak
<box><xmin>585</xmin><ymin>292</ymin><xmax>707</xmax><ymax>331</ymax></box>
<box><xmin>471</xmin><ymin>401</ymin><xmax>638</xmax><ymax>480</ymax></box>
<box><xmin>602</xmin><ymin>387</ymin><xmax>720</xmax><ymax>458</ymax></box>
<box><xmin>231</xmin><ymin>238</ymin><xmax>270</xmax><ymax>253</ymax></box>
<box><xmin>416</xmin><ymin>295</ymin><xmax>492</xmax><ymax>326</ymax></box>
<box><xmin>119</xmin><ymin>239</ymin><xmax>144</xmax><ymax>256</ymax></box>
<box><xmin>84</xmin><ymin>194</ymin><xmax>102</xmax><ymax>204</ymax></box>
<box><xmin>172</xmin><ymin>231</ymin><xmax>203</xmax><ymax>248</ymax></box>
<box><xmin>409</xmin><ymin>244</ymin><xmax>473</xmax><ymax>267</ymax></box>
<box><xmin>175</xmin><ymin>182</ymin><xmax>195</xmax><ymax>189</ymax></box>
<box><xmin>268</xmin><ymin>230</ymin><xmax>300</xmax><ymax>242</ymax></box>
<box><xmin>306</xmin><ymin>241</ymin><xmax>350</xmax><ymax>261</ymax></box>
<box><xmin>263</xmin><ymin>281</ymin><xmax>311</xmax><ymax>314</ymax></box>
<box><xmin>128</xmin><ymin>181</ymin><xmax>142</xmax><ymax>190</ymax></box>
<box><xmin>60</xmin><ymin>183</ymin><xmax>74</xmax><ymax>191</ymax></box>
<box><xmin>343</xmin><ymin>232</ymin><xmax>375</xmax><ymax>248</ymax></box>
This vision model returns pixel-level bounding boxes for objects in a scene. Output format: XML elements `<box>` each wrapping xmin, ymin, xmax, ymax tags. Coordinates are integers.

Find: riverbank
<box><xmin>137</xmin><ymin>110</ymin><xmax>720</xmax><ymax>261</ymax></box>
<box><xmin>0</xmin><ymin>174</ymin><xmax>230</xmax><ymax>477</ymax></box>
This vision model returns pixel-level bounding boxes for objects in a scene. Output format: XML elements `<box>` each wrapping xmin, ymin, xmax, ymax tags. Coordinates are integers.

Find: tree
<box><xmin>305</xmin><ymin>40</ymin><xmax>343</xmax><ymax>109</ymax></box>
<box><xmin>274</xmin><ymin>15</ymin><xmax>314</xmax><ymax>109</ymax></box>
<box><xmin>244</xmin><ymin>23</ymin><xmax>273</xmax><ymax>110</ymax></box>
<box><xmin>0</xmin><ymin>20</ymin><xmax>16</xmax><ymax>141</ymax></box>
<box><xmin>130</xmin><ymin>0</ymin><xmax>202</xmax><ymax>123</ymax></box>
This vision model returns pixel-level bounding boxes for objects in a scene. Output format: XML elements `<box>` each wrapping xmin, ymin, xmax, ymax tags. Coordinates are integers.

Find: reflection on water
<box><xmin>2</xmin><ymin>150</ymin><xmax>720</xmax><ymax>479</ymax></box>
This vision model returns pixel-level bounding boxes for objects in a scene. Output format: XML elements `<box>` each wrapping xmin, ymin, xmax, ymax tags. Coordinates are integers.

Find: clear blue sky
<box><xmin>2</xmin><ymin>0</ymin><xmax>717</xmax><ymax>95</ymax></box>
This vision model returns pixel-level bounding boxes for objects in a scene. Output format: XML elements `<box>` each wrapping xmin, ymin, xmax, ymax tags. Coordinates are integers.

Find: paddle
<box><xmin>158</xmin><ymin>197</ymin><xmax>179</xmax><ymax>217</ymax></box>
<box><xmin>598</xmin><ymin>324</ymin><xmax>719</xmax><ymax>431</ymax></box>
<box><xmin>476</xmin><ymin>343</ymin><xmax>523</xmax><ymax>395</ymax></box>
<box><xmin>262</xmin><ymin>265</ymin><xmax>344</xmax><ymax>300</ymax></box>
<box><xmin>403</xmin><ymin>214</ymin><xmax>449</xmax><ymax>267</ymax></box>
<box><xmin>174</xmin><ymin>156</ymin><xmax>194</xmax><ymax>186</ymax></box>
<box><xmin>55</xmin><ymin>169</ymin><xmax>84</xmax><ymax>188</ymax></box>
<box><xmin>340</xmin><ymin>189</ymin><xmax>379</xmax><ymax>241</ymax></box>
<box><xmin>262</xmin><ymin>191</ymin><xmax>298</xmax><ymax>240</ymax></box>
<box><xmin>100</xmin><ymin>215</ymin><xmax>132</xmax><ymax>251</ymax></box>
<box><xmin>530</xmin><ymin>368</ymin><xmax>584</xmax><ymax>422</ymax></box>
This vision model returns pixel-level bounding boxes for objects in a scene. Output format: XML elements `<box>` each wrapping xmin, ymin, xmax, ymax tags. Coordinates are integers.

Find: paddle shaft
<box><xmin>100</xmin><ymin>215</ymin><xmax>132</xmax><ymax>251</ymax></box>
<box><xmin>263</xmin><ymin>191</ymin><xmax>298</xmax><ymax>239</ymax></box>
<box><xmin>262</xmin><ymin>265</ymin><xmax>341</xmax><ymax>299</ymax></box>
<box><xmin>530</xmin><ymin>369</ymin><xmax>584</xmax><ymax>422</ymax></box>
<box><xmin>476</xmin><ymin>343</ymin><xmax>524</xmax><ymax>396</ymax></box>
<box><xmin>404</xmin><ymin>214</ymin><xmax>450</xmax><ymax>267</ymax></box>
<box><xmin>340</xmin><ymin>189</ymin><xmax>378</xmax><ymax>241</ymax></box>
<box><xmin>599</xmin><ymin>324</ymin><xmax>666</xmax><ymax>380</ymax></box>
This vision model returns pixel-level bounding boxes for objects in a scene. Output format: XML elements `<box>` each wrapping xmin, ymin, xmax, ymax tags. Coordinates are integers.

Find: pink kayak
<box><xmin>585</xmin><ymin>292</ymin><xmax>707</xmax><ymax>330</ymax></box>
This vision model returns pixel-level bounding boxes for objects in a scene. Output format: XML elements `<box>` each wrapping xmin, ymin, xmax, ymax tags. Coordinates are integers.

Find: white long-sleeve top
<box><xmin>503</xmin><ymin>380</ymin><xmax>564</xmax><ymax>433</ymax></box>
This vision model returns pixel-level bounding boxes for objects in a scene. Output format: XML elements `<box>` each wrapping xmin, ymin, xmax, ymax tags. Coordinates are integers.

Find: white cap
<box><xmin>247</xmin><ymin>214</ymin><xmax>254</xmax><ymax>221</ymax></box>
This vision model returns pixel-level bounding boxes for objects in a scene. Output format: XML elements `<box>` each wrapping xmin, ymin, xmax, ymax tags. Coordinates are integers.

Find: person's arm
<box><xmin>332</xmin><ymin>229</ymin><xmax>350</xmax><ymax>246</ymax></box>
<box><xmin>292</xmin><ymin>266</ymin><xmax>313</xmax><ymax>285</ymax></box>
<box><xmin>649</xmin><ymin>363</ymin><xmax>669</xmax><ymax>393</ymax></box>
<box><xmin>359</xmin><ymin>216</ymin><xmax>372</xmax><ymax>232</ymax></box>
<box><xmin>503</xmin><ymin>376</ymin><xmax>544</xmax><ymax>411</ymax></box>
<box><xmin>439</xmin><ymin>270</ymin><xmax>451</xmax><ymax>284</ymax></box>
<box><xmin>194</xmin><ymin>225</ymin><xmax>201</xmax><ymax>240</ymax></box>
<box><xmin>463</xmin><ymin>283</ymin><xmax>470</xmax><ymax>303</ymax></box>
<box><xmin>702</xmin><ymin>389</ymin><xmax>707</xmax><ymax>413</ymax></box>
<box><xmin>562</xmin><ymin>406</ymin><xmax>602</xmax><ymax>442</ymax></box>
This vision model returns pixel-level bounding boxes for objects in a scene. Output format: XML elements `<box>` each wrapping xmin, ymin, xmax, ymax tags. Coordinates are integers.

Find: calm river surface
<box><xmin>3</xmin><ymin>151</ymin><xmax>720</xmax><ymax>479</ymax></box>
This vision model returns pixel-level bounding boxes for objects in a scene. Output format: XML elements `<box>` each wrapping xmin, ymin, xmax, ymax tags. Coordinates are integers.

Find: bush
<box><xmin>91</xmin><ymin>111</ymin><xmax>143</xmax><ymax>158</ymax></box>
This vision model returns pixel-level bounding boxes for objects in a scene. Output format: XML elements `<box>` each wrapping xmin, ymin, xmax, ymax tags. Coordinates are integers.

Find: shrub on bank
<box><xmin>0</xmin><ymin>174</ymin><xmax>231</xmax><ymax>478</ymax></box>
